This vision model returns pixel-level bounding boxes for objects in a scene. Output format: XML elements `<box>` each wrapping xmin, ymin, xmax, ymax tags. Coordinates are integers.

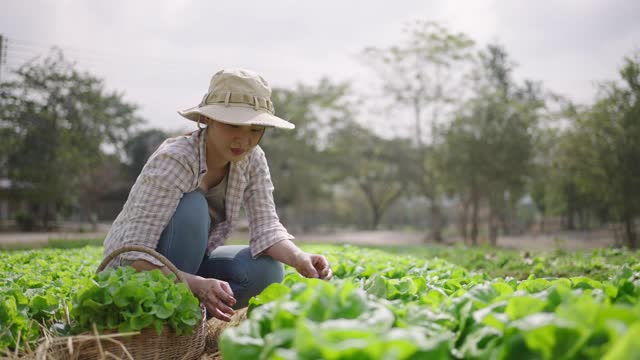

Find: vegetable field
<box><xmin>1</xmin><ymin>244</ymin><xmax>640</xmax><ymax>359</ymax></box>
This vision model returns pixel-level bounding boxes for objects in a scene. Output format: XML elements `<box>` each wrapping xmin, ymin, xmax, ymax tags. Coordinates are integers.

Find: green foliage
<box><xmin>215</xmin><ymin>246</ymin><xmax>640</xmax><ymax>359</ymax></box>
<box><xmin>0</xmin><ymin>247</ymin><xmax>102</xmax><ymax>351</ymax></box>
<box><xmin>219</xmin><ymin>244</ymin><xmax>640</xmax><ymax>359</ymax></box>
<box><xmin>362</xmin><ymin>20</ymin><xmax>476</xmax><ymax>241</ymax></box>
<box><xmin>2</xmin><ymin>244</ymin><xmax>640</xmax><ymax>358</ymax></box>
<box><xmin>222</xmin><ymin>275</ymin><xmax>454</xmax><ymax>359</ymax></box>
<box><xmin>362</xmin><ymin>20</ymin><xmax>475</xmax><ymax>132</ymax></box>
<box><xmin>359</xmin><ymin>244</ymin><xmax>640</xmax><ymax>281</ymax></box>
<box><xmin>0</xmin><ymin>49</ymin><xmax>142</xmax><ymax>227</ymax></box>
<box><xmin>0</xmin><ymin>237</ymin><xmax>104</xmax><ymax>251</ymax></box>
<box><xmin>123</xmin><ymin>129</ymin><xmax>169</xmax><ymax>179</ymax></box>
<box><xmin>260</xmin><ymin>79</ymin><xmax>354</xmax><ymax>229</ymax></box>
<box><xmin>437</xmin><ymin>44</ymin><xmax>545</xmax><ymax>245</ymax></box>
<box><xmin>325</xmin><ymin>121</ymin><xmax>411</xmax><ymax>229</ymax></box>
<box><xmin>0</xmin><ymin>246</ymin><xmax>202</xmax><ymax>352</ymax></box>
<box><xmin>554</xmin><ymin>52</ymin><xmax>640</xmax><ymax>246</ymax></box>
<box><xmin>71</xmin><ymin>267</ymin><xmax>202</xmax><ymax>336</ymax></box>
<box><xmin>14</xmin><ymin>211</ymin><xmax>36</xmax><ymax>231</ymax></box>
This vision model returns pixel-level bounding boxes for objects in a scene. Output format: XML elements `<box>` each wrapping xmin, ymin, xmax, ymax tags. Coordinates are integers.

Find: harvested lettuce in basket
<box><xmin>71</xmin><ymin>266</ymin><xmax>202</xmax><ymax>336</ymax></box>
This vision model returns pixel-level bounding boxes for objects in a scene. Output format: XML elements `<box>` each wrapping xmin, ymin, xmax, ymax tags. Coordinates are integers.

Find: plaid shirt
<box><xmin>103</xmin><ymin>129</ymin><xmax>294</xmax><ymax>268</ymax></box>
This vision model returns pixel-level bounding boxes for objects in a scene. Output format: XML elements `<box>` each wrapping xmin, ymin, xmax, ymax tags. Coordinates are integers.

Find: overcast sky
<box><xmin>2</xmin><ymin>0</ymin><xmax>639</xmax><ymax>133</ymax></box>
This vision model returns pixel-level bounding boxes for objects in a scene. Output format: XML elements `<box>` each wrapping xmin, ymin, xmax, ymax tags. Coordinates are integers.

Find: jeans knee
<box><xmin>156</xmin><ymin>191</ymin><xmax>209</xmax><ymax>273</ymax></box>
<box><xmin>233</xmin><ymin>256</ymin><xmax>283</xmax><ymax>309</ymax></box>
<box><xmin>174</xmin><ymin>191</ymin><xmax>209</xmax><ymax>230</ymax></box>
<box><xmin>248</xmin><ymin>256</ymin><xmax>284</xmax><ymax>291</ymax></box>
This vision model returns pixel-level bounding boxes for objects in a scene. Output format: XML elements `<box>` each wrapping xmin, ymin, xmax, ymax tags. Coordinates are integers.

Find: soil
<box><xmin>0</xmin><ymin>225</ymin><xmax>616</xmax><ymax>251</ymax></box>
<box><xmin>252</xmin><ymin>229</ymin><xmax>616</xmax><ymax>251</ymax></box>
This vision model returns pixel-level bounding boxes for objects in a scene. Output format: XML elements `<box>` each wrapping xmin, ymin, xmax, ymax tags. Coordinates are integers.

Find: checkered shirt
<box><xmin>102</xmin><ymin>129</ymin><xmax>294</xmax><ymax>268</ymax></box>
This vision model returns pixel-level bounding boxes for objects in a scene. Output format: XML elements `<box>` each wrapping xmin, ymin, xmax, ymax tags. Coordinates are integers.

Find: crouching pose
<box><xmin>103</xmin><ymin>68</ymin><xmax>332</xmax><ymax>321</ymax></box>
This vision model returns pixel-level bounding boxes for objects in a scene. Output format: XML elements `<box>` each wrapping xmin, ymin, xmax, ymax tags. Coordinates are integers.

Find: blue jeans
<box><xmin>155</xmin><ymin>191</ymin><xmax>284</xmax><ymax>309</ymax></box>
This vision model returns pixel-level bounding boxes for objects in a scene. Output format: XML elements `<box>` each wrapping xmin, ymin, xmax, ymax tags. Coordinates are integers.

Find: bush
<box><xmin>15</xmin><ymin>211</ymin><xmax>36</xmax><ymax>231</ymax></box>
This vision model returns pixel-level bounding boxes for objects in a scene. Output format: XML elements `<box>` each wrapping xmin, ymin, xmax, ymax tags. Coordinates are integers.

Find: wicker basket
<box><xmin>36</xmin><ymin>246</ymin><xmax>207</xmax><ymax>360</ymax></box>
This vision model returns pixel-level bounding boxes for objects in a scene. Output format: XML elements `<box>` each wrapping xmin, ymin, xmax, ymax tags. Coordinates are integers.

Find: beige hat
<box><xmin>178</xmin><ymin>68</ymin><xmax>294</xmax><ymax>129</ymax></box>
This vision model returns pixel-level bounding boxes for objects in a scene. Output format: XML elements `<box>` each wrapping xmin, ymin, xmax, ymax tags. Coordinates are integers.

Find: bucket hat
<box><xmin>178</xmin><ymin>68</ymin><xmax>294</xmax><ymax>129</ymax></box>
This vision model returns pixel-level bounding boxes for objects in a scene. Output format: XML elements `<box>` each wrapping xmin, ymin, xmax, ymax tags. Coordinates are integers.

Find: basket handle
<box><xmin>97</xmin><ymin>245</ymin><xmax>188</xmax><ymax>285</ymax></box>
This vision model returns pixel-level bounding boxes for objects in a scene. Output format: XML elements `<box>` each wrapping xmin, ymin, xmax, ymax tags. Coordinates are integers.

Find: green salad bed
<box><xmin>1</xmin><ymin>244</ymin><xmax>639</xmax><ymax>359</ymax></box>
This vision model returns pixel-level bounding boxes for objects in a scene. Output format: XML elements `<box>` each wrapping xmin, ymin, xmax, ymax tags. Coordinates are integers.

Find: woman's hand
<box><xmin>294</xmin><ymin>252</ymin><xmax>333</xmax><ymax>280</ymax></box>
<box><xmin>189</xmin><ymin>277</ymin><xmax>237</xmax><ymax>322</ymax></box>
<box><xmin>263</xmin><ymin>240</ymin><xmax>333</xmax><ymax>280</ymax></box>
<box><xmin>130</xmin><ymin>259</ymin><xmax>237</xmax><ymax>321</ymax></box>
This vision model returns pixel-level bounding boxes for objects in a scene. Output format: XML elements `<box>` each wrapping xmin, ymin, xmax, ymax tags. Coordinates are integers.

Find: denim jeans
<box><xmin>155</xmin><ymin>191</ymin><xmax>284</xmax><ymax>309</ymax></box>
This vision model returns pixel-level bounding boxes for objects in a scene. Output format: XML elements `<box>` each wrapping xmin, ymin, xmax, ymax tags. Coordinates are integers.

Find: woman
<box><xmin>103</xmin><ymin>68</ymin><xmax>332</xmax><ymax>322</ymax></box>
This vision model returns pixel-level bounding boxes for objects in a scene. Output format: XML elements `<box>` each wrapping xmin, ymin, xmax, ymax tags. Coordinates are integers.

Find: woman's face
<box><xmin>205</xmin><ymin>117</ymin><xmax>266</xmax><ymax>163</ymax></box>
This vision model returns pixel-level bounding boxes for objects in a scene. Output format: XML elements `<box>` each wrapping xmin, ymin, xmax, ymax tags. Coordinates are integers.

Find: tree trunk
<box><xmin>372</xmin><ymin>207</ymin><xmax>381</xmax><ymax>230</ymax></box>
<box><xmin>459</xmin><ymin>198</ymin><xmax>469</xmax><ymax>244</ymax></box>
<box><xmin>566</xmin><ymin>213</ymin><xmax>576</xmax><ymax>230</ymax></box>
<box><xmin>414</xmin><ymin>97</ymin><xmax>422</xmax><ymax>147</ymax></box>
<box><xmin>500</xmin><ymin>209</ymin><xmax>510</xmax><ymax>236</ymax></box>
<box><xmin>471</xmin><ymin>187</ymin><xmax>479</xmax><ymax>246</ymax></box>
<box><xmin>490</xmin><ymin>227</ymin><xmax>498</xmax><ymax>246</ymax></box>
<box><xmin>566</xmin><ymin>197</ymin><xmax>576</xmax><ymax>230</ymax></box>
<box><xmin>81</xmin><ymin>199</ymin><xmax>98</xmax><ymax>231</ymax></box>
<box><xmin>359</xmin><ymin>182</ymin><xmax>403</xmax><ymax>230</ymax></box>
<box><xmin>489</xmin><ymin>213</ymin><xmax>499</xmax><ymax>246</ymax></box>
<box><xmin>579</xmin><ymin>210</ymin><xmax>589</xmax><ymax>231</ymax></box>
<box><xmin>624</xmin><ymin>213</ymin><xmax>637</xmax><ymax>249</ymax></box>
<box><xmin>42</xmin><ymin>202</ymin><xmax>51</xmax><ymax>230</ymax></box>
<box><xmin>429</xmin><ymin>202</ymin><xmax>444</xmax><ymax>243</ymax></box>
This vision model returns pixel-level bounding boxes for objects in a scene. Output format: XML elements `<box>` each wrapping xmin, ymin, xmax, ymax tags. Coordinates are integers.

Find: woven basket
<box><xmin>37</xmin><ymin>246</ymin><xmax>207</xmax><ymax>360</ymax></box>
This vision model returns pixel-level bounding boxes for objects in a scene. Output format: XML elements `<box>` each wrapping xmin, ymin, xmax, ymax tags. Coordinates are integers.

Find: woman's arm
<box><xmin>242</xmin><ymin>147</ymin><xmax>296</xmax><ymax>256</ymax></box>
<box><xmin>242</xmin><ymin>148</ymin><xmax>332</xmax><ymax>280</ymax></box>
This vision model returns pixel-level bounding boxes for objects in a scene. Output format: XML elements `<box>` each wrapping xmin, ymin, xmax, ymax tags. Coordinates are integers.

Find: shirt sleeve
<box><xmin>244</xmin><ymin>147</ymin><xmax>294</xmax><ymax>258</ymax></box>
<box><xmin>117</xmin><ymin>152</ymin><xmax>195</xmax><ymax>266</ymax></box>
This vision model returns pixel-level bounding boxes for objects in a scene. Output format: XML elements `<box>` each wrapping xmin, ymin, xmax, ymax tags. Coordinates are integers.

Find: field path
<box><xmin>0</xmin><ymin>226</ymin><xmax>614</xmax><ymax>250</ymax></box>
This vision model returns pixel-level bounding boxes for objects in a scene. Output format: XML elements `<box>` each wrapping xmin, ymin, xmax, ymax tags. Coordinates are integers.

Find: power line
<box><xmin>6</xmin><ymin>36</ymin><xmax>193</xmax><ymax>69</ymax></box>
<box><xmin>0</xmin><ymin>35</ymin><xmax>7</xmax><ymax>81</ymax></box>
<box><xmin>2</xmin><ymin>39</ymin><xmax>113</xmax><ymax>73</ymax></box>
<box><xmin>7</xmin><ymin>40</ymin><xmax>106</xmax><ymax>65</ymax></box>
<box><xmin>0</xmin><ymin>34</ymin><xmax>211</xmax><ymax>81</ymax></box>
<box><xmin>6</xmin><ymin>49</ymin><xmax>105</xmax><ymax>68</ymax></box>
<box><xmin>9</xmin><ymin>37</ymin><xmax>108</xmax><ymax>58</ymax></box>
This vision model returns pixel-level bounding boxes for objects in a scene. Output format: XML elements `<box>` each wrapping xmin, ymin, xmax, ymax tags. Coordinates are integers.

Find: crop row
<box><xmin>2</xmin><ymin>245</ymin><xmax>640</xmax><ymax>359</ymax></box>
<box><xmin>221</xmin><ymin>245</ymin><xmax>640</xmax><ymax>359</ymax></box>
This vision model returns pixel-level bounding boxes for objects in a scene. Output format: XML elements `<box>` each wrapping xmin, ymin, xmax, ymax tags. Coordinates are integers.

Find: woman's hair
<box><xmin>181</xmin><ymin>115</ymin><xmax>207</xmax><ymax>136</ymax></box>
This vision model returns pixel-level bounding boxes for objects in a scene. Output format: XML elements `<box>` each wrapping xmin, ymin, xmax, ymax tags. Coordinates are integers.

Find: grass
<box><xmin>0</xmin><ymin>237</ymin><xmax>105</xmax><ymax>251</ymax></box>
<box><xmin>0</xmin><ymin>235</ymin><xmax>249</xmax><ymax>252</ymax></box>
<box><xmin>3</xmin><ymin>234</ymin><xmax>638</xmax><ymax>281</ymax></box>
<box><xmin>346</xmin><ymin>242</ymin><xmax>640</xmax><ymax>281</ymax></box>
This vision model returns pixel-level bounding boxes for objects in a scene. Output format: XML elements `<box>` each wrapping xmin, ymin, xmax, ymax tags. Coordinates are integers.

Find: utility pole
<box><xmin>0</xmin><ymin>34</ymin><xmax>6</xmax><ymax>82</ymax></box>
<box><xmin>0</xmin><ymin>34</ymin><xmax>3</xmax><ymax>82</ymax></box>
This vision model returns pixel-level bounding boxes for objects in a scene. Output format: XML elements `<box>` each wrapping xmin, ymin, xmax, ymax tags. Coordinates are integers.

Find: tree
<box><xmin>529</xmin><ymin>127</ymin><xmax>562</xmax><ymax>233</ymax></box>
<box><xmin>438</xmin><ymin>44</ymin><xmax>544</xmax><ymax>245</ymax></box>
<box><xmin>437</xmin><ymin>113</ymin><xmax>485</xmax><ymax>245</ymax></box>
<box><xmin>77</xmin><ymin>154</ymin><xmax>128</xmax><ymax>230</ymax></box>
<box><xmin>362</xmin><ymin>20</ymin><xmax>475</xmax><ymax>242</ymax></box>
<box><xmin>124</xmin><ymin>128</ymin><xmax>169</xmax><ymax>180</ymax></box>
<box><xmin>561</xmin><ymin>52</ymin><xmax>640</xmax><ymax>247</ymax></box>
<box><xmin>260</xmin><ymin>79</ymin><xmax>354</xmax><ymax>231</ymax></box>
<box><xmin>326</xmin><ymin>120</ymin><xmax>409</xmax><ymax>229</ymax></box>
<box><xmin>0</xmin><ymin>49</ymin><xmax>142</xmax><ymax>228</ymax></box>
